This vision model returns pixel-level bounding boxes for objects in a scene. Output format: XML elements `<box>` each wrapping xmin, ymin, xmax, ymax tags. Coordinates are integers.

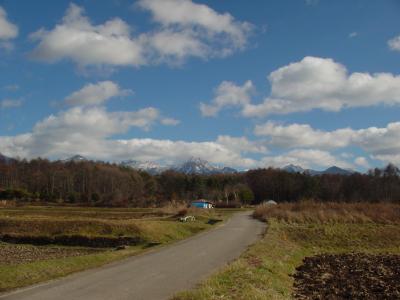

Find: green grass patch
<box><xmin>0</xmin><ymin>206</ymin><xmax>235</xmax><ymax>293</ymax></box>
<box><xmin>173</xmin><ymin>220</ymin><xmax>400</xmax><ymax>300</ymax></box>
<box><xmin>0</xmin><ymin>246</ymin><xmax>145</xmax><ymax>292</ymax></box>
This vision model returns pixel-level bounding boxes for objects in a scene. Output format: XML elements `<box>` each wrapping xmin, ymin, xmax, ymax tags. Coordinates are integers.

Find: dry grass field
<box><xmin>0</xmin><ymin>205</ymin><xmax>235</xmax><ymax>292</ymax></box>
<box><xmin>174</xmin><ymin>201</ymin><xmax>400</xmax><ymax>300</ymax></box>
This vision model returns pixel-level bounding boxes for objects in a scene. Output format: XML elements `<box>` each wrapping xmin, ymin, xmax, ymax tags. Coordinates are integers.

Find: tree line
<box><xmin>0</xmin><ymin>159</ymin><xmax>399</xmax><ymax>206</ymax></box>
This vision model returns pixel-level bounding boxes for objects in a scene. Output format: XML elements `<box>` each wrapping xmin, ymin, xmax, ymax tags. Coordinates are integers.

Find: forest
<box><xmin>0</xmin><ymin>159</ymin><xmax>399</xmax><ymax>207</ymax></box>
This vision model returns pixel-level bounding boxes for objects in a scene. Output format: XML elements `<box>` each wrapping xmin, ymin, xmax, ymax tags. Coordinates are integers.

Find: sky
<box><xmin>1</xmin><ymin>0</ymin><xmax>400</xmax><ymax>171</ymax></box>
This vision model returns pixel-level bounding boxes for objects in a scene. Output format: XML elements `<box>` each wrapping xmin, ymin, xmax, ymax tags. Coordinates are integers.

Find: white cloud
<box><xmin>254</xmin><ymin>121</ymin><xmax>354</xmax><ymax>150</ymax></box>
<box><xmin>245</xmin><ymin>56</ymin><xmax>400</xmax><ymax>116</ymax></box>
<box><xmin>0</xmin><ymin>99</ymin><xmax>22</xmax><ymax>109</ymax></box>
<box><xmin>255</xmin><ymin>121</ymin><xmax>400</xmax><ymax>166</ymax></box>
<box><xmin>200</xmin><ymin>80</ymin><xmax>254</xmax><ymax>116</ymax></box>
<box><xmin>142</xmin><ymin>28</ymin><xmax>209</xmax><ymax>64</ymax></box>
<box><xmin>0</xmin><ymin>108</ymin><xmax>258</xmax><ymax>168</ymax></box>
<box><xmin>30</xmin><ymin>4</ymin><xmax>144</xmax><ymax>66</ymax></box>
<box><xmin>0</xmin><ymin>6</ymin><xmax>18</xmax><ymax>40</ymax></box>
<box><xmin>349</xmin><ymin>32</ymin><xmax>358</xmax><ymax>38</ymax></box>
<box><xmin>114</xmin><ymin>138</ymin><xmax>258</xmax><ymax>168</ymax></box>
<box><xmin>216</xmin><ymin>135</ymin><xmax>267</xmax><ymax>154</ymax></box>
<box><xmin>137</xmin><ymin>0</ymin><xmax>252</xmax><ymax>50</ymax></box>
<box><xmin>261</xmin><ymin>149</ymin><xmax>352</xmax><ymax>169</ymax></box>
<box><xmin>65</xmin><ymin>81</ymin><xmax>132</xmax><ymax>106</ymax></box>
<box><xmin>0</xmin><ymin>6</ymin><xmax>18</xmax><ymax>49</ymax></box>
<box><xmin>30</xmin><ymin>2</ymin><xmax>252</xmax><ymax>67</ymax></box>
<box><xmin>160</xmin><ymin>117</ymin><xmax>180</xmax><ymax>126</ymax></box>
<box><xmin>354</xmin><ymin>157</ymin><xmax>370</xmax><ymax>169</ymax></box>
<box><xmin>0</xmin><ymin>106</ymin><xmax>180</xmax><ymax>159</ymax></box>
<box><xmin>202</xmin><ymin>57</ymin><xmax>400</xmax><ymax>117</ymax></box>
<box><xmin>388</xmin><ymin>35</ymin><xmax>400</xmax><ymax>51</ymax></box>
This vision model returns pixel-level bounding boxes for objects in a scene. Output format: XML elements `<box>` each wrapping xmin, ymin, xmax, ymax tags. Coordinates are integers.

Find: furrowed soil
<box><xmin>0</xmin><ymin>206</ymin><xmax>237</xmax><ymax>292</ymax></box>
<box><xmin>173</xmin><ymin>202</ymin><xmax>400</xmax><ymax>300</ymax></box>
<box><xmin>294</xmin><ymin>253</ymin><xmax>400</xmax><ymax>300</ymax></box>
<box><xmin>0</xmin><ymin>244</ymin><xmax>100</xmax><ymax>264</ymax></box>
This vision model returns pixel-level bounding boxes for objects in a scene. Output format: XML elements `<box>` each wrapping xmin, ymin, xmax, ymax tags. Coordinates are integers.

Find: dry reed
<box><xmin>253</xmin><ymin>201</ymin><xmax>400</xmax><ymax>224</ymax></box>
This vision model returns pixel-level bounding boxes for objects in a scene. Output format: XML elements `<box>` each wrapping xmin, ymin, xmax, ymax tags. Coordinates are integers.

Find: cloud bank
<box><xmin>30</xmin><ymin>1</ymin><xmax>252</xmax><ymax>67</ymax></box>
<box><xmin>0</xmin><ymin>6</ymin><xmax>18</xmax><ymax>49</ymax></box>
<box><xmin>201</xmin><ymin>56</ymin><xmax>400</xmax><ymax>117</ymax></box>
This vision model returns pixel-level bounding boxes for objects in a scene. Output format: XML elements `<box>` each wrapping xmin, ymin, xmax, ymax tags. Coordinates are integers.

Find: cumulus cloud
<box><xmin>254</xmin><ymin>121</ymin><xmax>354</xmax><ymax>149</ymax></box>
<box><xmin>354</xmin><ymin>157</ymin><xmax>370</xmax><ymax>169</ymax></box>
<box><xmin>137</xmin><ymin>0</ymin><xmax>252</xmax><ymax>51</ymax></box>
<box><xmin>114</xmin><ymin>138</ymin><xmax>259</xmax><ymax>168</ymax></box>
<box><xmin>200</xmin><ymin>80</ymin><xmax>254</xmax><ymax>116</ymax></box>
<box><xmin>30</xmin><ymin>4</ymin><xmax>144</xmax><ymax>66</ymax></box>
<box><xmin>0</xmin><ymin>108</ymin><xmax>259</xmax><ymax>168</ymax></box>
<box><xmin>216</xmin><ymin>135</ymin><xmax>267</xmax><ymax>154</ymax></box>
<box><xmin>202</xmin><ymin>57</ymin><xmax>400</xmax><ymax>117</ymax></box>
<box><xmin>255</xmin><ymin>121</ymin><xmax>400</xmax><ymax>166</ymax></box>
<box><xmin>0</xmin><ymin>7</ymin><xmax>18</xmax><ymax>39</ymax></box>
<box><xmin>0</xmin><ymin>99</ymin><xmax>22</xmax><ymax>109</ymax></box>
<box><xmin>0</xmin><ymin>106</ymin><xmax>180</xmax><ymax>159</ymax></box>
<box><xmin>0</xmin><ymin>6</ymin><xmax>18</xmax><ymax>49</ymax></box>
<box><xmin>64</xmin><ymin>81</ymin><xmax>132</xmax><ymax>106</ymax></box>
<box><xmin>245</xmin><ymin>56</ymin><xmax>400</xmax><ymax>116</ymax></box>
<box><xmin>388</xmin><ymin>35</ymin><xmax>400</xmax><ymax>51</ymax></box>
<box><xmin>30</xmin><ymin>2</ymin><xmax>252</xmax><ymax>67</ymax></box>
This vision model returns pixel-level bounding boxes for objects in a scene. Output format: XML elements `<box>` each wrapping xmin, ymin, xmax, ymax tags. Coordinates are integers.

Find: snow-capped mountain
<box><xmin>62</xmin><ymin>155</ymin><xmax>88</xmax><ymax>162</ymax></box>
<box><xmin>282</xmin><ymin>164</ymin><xmax>305</xmax><ymax>173</ymax></box>
<box><xmin>173</xmin><ymin>157</ymin><xmax>237</xmax><ymax>175</ymax></box>
<box><xmin>120</xmin><ymin>160</ymin><xmax>166</xmax><ymax>175</ymax></box>
<box><xmin>121</xmin><ymin>157</ymin><xmax>237</xmax><ymax>175</ymax></box>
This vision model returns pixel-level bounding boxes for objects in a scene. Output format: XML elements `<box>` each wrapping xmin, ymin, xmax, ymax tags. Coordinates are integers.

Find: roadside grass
<box><xmin>0</xmin><ymin>245</ymin><xmax>146</xmax><ymax>292</ymax></box>
<box><xmin>0</xmin><ymin>206</ymin><xmax>235</xmax><ymax>293</ymax></box>
<box><xmin>173</xmin><ymin>202</ymin><xmax>400</xmax><ymax>300</ymax></box>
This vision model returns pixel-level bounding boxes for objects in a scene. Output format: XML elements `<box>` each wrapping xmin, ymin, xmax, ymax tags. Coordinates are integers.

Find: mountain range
<box><xmin>61</xmin><ymin>155</ymin><xmax>238</xmax><ymax>175</ymax></box>
<box><xmin>282</xmin><ymin>164</ymin><xmax>355</xmax><ymax>176</ymax></box>
<box><xmin>0</xmin><ymin>152</ymin><xmax>359</xmax><ymax>176</ymax></box>
<box><xmin>120</xmin><ymin>160</ymin><xmax>167</xmax><ymax>175</ymax></box>
<box><xmin>122</xmin><ymin>157</ymin><xmax>237</xmax><ymax>175</ymax></box>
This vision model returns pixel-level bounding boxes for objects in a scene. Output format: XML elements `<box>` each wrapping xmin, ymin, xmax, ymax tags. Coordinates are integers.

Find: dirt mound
<box><xmin>293</xmin><ymin>253</ymin><xmax>400</xmax><ymax>299</ymax></box>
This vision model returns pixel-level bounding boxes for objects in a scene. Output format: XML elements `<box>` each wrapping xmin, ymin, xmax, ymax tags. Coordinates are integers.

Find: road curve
<box><xmin>0</xmin><ymin>211</ymin><xmax>265</xmax><ymax>300</ymax></box>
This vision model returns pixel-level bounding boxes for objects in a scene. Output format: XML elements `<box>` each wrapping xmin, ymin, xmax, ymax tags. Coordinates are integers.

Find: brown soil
<box><xmin>0</xmin><ymin>234</ymin><xmax>143</xmax><ymax>248</ymax></box>
<box><xmin>0</xmin><ymin>244</ymin><xmax>100</xmax><ymax>265</ymax></box>
<box><xmin>293</xmin><ymin>253</ymin><xmax>400</xmax><ymax>300</ymax></box>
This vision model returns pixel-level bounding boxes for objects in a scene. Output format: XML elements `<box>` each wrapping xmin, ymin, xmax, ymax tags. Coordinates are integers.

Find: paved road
<box><xmin>0</xmin><ymin>212</ymin><xmax>265</xmax><ymax>300</ymax></box>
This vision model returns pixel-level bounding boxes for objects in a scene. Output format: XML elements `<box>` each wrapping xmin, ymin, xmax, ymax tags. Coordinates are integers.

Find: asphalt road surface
<box><xmin>0</xmin><ymin>211</ymin><xmax>265</xmax><ymax>300</ymax></box>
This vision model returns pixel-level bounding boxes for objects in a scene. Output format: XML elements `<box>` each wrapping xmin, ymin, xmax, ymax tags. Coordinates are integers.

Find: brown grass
<box><xmin>253</xmin><ymin>201</ymin><xmax>400</xmax><ymax>224</ymax></box>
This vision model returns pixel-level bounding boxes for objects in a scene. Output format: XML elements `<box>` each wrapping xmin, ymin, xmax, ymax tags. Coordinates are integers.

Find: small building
<box><xmin>263</xmin><ymin>200</ymin><xmax>277</xmax><ymax>205</ymax></box>
<box><xmin>191</xmin><ymin>199</ymin><xmax>214</xmax><ymax>209</ymax></box>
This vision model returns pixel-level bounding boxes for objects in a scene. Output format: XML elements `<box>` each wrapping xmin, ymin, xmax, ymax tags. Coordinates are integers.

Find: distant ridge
<box><xmin>62</xmin><ymin>155</ymin><xmax>88</xmax><ymax>162</ymax></box>
<box><xmin>282</xmin><ymin>164</ymin><xmax>355</xmax><ymax>176</ymax></box>
<box><xmin>121</xmin><ymin>160</ymin><xmax>167</xmax><ymax>175</ymax></box>
<box><xmin>0</xmin><ymin>153</ymin><xmax>15</xmax><ymax>164</ymax></box>
<box><xmin>121</xmin><ymin>157</ymin><xmax>237</xmax><ymax>175</ymax></box>
<box><xmin>172</xmin><ymin>157</ymin><xmax>237</xmax><ymax>175</ymax></box>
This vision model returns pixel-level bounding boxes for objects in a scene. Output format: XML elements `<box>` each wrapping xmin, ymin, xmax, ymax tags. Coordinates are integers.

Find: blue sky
<box><xmin>1</xmin><ymin>0</ymin><xmax>400</xmax><ymax>171</ymax></box>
